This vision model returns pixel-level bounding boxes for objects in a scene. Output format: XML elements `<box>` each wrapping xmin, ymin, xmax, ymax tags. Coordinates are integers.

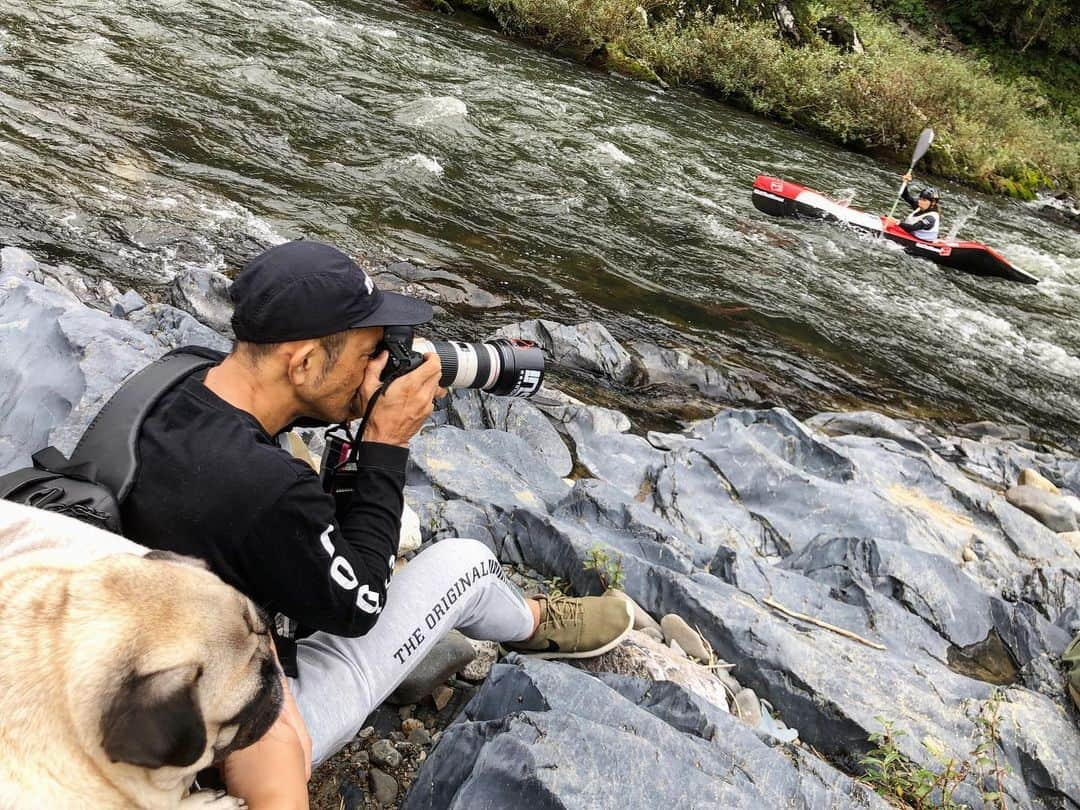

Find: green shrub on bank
<box><xmin>448</xmin><ymin>0</ymin><xmax>1079</xmax><ymax>197</ymax></box>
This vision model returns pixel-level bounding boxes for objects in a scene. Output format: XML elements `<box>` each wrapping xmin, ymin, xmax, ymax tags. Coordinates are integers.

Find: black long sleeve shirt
<box><xmin>122</xmin><ymin>371</ymin><xmax>404</xmax><ymax>675</ymax></box>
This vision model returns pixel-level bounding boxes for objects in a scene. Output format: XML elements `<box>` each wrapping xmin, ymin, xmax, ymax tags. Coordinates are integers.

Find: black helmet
<box><xmin>919</xmin><ymin>187</ymin><xmax>940</xmax><ymax>201</ymax></box>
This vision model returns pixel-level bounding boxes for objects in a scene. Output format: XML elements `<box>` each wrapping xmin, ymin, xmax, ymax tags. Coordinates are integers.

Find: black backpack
<box><xmin>0</xmin><ymin>347</ymin><xmax>225</xmax><ymax>532</ymax></box>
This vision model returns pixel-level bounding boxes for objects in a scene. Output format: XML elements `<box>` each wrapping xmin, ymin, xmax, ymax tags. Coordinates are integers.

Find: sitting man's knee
<box><xmin>425</xmin><ymin>536</ymin><xmax>497</xmax><ymax>562</ymax></box>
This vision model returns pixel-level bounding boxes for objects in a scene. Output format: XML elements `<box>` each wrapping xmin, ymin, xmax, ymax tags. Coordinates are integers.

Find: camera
<box><xmin>378</xmin><ymin>325</ymin><xmax>545</xmax><ymax>397</ymax></box>
<box><xmin>320</xmin><ymin>325</ymin><xmax>545</xmax><ymax>497</ymax></box>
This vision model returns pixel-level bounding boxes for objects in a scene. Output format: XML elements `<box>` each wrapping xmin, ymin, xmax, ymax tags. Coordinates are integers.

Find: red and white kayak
<box><xmin>751</xmin><ymin>175</ymin><xmax>1039</xmax><ymax>284</ymax></box>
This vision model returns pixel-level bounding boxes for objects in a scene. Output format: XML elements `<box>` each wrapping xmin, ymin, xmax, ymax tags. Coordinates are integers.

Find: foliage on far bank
<box><xmin>439</xmin><ymin>0</ymin><xmax>1079</xmax><ymax>198</ymax></box>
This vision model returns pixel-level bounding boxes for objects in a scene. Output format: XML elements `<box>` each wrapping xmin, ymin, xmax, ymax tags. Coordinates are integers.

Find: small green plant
<box><xmin>860</xmin><ymin>719</ymin><xmax>969</xmax><ymax>808</ymax></box>
<box><xmin>860</xmin><ymin>689</ymin><xmax>1011</xmax><ymax>809</ymax></box>
<box><xmin>969</xmin><ymin>689</ymin><xmax>1009</xmax><ymax>809</ymax></box>
<box><xmin>583</xmin><ymin>544</ymin><xmax>625</xmax><ymax>591</ymax></box>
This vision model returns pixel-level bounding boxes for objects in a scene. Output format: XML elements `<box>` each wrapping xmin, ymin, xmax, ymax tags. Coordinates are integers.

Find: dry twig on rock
<box><xmin>763</xmin><ymin>597</ymin><xmax>886</xmax><ymax>650</ymax></box>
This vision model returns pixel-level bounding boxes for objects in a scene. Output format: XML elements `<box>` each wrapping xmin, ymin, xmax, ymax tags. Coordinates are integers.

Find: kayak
<box><xmin>751</xmin><ymin>175</ymin><xmax>1039</xmax><ymax>284</ymax></box>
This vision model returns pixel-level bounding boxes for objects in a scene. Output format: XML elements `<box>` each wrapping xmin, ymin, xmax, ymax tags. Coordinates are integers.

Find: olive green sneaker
<box><xmin>1064</xmin><ymin>630</ymin><xmax>1080</xmax><ymax>712</ymax></box>
<box><xmin>505</xmin><ymin>592</ymin><xmax>634</xmax><ymax>660</ymax></box>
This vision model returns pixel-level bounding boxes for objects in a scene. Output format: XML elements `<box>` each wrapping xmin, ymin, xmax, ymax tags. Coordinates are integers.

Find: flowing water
<box><xmin>1</xmin><ymin>0</ymin><xmax>1078</xmax><ymax>444</ymax></box>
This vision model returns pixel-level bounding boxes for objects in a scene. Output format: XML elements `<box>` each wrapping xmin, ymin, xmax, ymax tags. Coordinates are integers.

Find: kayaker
<box><xmin>885</xmin><ymin>171</ymin><xmax>941</xmax><ymax>241</ymax></box>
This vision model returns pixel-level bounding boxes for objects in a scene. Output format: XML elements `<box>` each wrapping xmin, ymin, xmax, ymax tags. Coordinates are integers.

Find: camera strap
<box><xmin>331</xmin><ymin>382</ymin><xmax>390</xmax><ymax>474</ymax></box>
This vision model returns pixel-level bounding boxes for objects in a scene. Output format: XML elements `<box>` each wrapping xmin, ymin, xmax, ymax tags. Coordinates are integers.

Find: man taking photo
<box><xmin>121</xmin><ymin>239</ymin><xmax>634</xmax><ymax>807</ymax></box>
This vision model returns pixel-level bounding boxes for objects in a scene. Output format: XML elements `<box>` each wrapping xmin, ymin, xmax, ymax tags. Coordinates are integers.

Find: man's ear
<box><xmin>101</xmin><ymin>663</ymin><xmax>207</xmax><ymax>769</ymax></box>
<box><xmin>286</xmin><ymin>340</ymin><xmax>320</xmax><ymax>387</ymax></box>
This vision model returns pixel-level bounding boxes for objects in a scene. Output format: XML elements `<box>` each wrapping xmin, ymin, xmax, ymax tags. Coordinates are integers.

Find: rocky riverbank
<box><xmin>2</xmin><ymin>246</ymin><xmax>1079</xmax><ymax>808</ymax></box>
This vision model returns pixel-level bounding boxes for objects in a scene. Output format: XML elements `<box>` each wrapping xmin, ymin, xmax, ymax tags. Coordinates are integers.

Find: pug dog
<box><xmin>0</xmin><ymin>501</ymin><xmax>283</xmax><ymax>810</ymax></box>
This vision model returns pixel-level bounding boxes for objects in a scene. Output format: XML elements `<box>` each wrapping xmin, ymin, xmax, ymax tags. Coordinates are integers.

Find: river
<box><xmin>1</xmin><ymin>0</ymin><xmax>1078</xmax><ymax>445</ymax></box>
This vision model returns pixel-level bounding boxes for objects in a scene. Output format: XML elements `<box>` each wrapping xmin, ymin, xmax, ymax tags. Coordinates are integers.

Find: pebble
<box><xmin>370</xmin><ymin>739</ymin><xmax>403</xmax><ymax>769</ymax></box>
<box><xmin>408</xmin><ymin>727</ymin><xmax>433</xmax><ymax>746</ymax></box>
<box><xmin>432</xmin><ymin>685</ymin><xmax>454</xmax><ymax>711</ymax></box>
<box><xmin>369</xmin><ymin>768</ymin><xmax>398</xmax><ymax>807</ymax></box>
<box><xmin>605</xmin><ymin>588</ymin><xmax>662</xmax><ymax>634</ymax></box>
<box><xmin>661</xmin><ymin>614</ymin><xmax>711</xmax><ymax>662</ymax></box>
<box><xmin>399</xmin><ymin>502</ymin><xmax>422</xmax><ymax>555</ymax></box>
<box><xmin>1019</xmin><ymin>467</ymin><xmax>1060</xmax><ymax>496</ymax></box>
<box><xmin>962</xmin><ymin>545</ymin><xmax>977</xmax><ymax>562</ymax></box>
<box><xmin>460</xmin><ymin>639</ymin><xmax>499</xmax><ymax>681</ymax></box>
<box><xmin>733</xmin><ymin>688</ymin><xmax>763</xmax><ymax>728</ymax></box>
<box><xmin>402</xmin><ymin>718</ymin><xmax>425</xmax><ymax>734</ymax></box>
<box><xmin>357</xmin><ymin>726</ymin><xmax>375</xmax><ymax>740</ymax></box>
<box><xmin>398</xmin><ymin>705</ymin><xmax>414</xmax><ymax>722</ymax></box>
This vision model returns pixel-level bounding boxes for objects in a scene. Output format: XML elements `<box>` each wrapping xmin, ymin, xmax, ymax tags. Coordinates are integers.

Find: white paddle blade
<box><xmin>910</xmin><ymin>128</ymin><xmax>935</xmax><ymax>168</ymax></box>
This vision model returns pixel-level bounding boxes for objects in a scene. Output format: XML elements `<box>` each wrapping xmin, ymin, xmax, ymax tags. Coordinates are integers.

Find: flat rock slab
<box><xmin>0</xmin><ymin>272</ymin><xmax>163</xmax><ymax>474</ymax></box>
<box><xmin>403</xmin><ymin>657</ymin><xmax>888</xmax><ymax>809</ymax></box>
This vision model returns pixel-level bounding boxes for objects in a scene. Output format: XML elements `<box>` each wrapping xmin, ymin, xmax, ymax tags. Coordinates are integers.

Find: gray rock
<box><xmin>955</xmin><ymin>421</ymin><xmax>1030</xmax><ymax>442</ymax></box>
<box><xmin>112</xmin><ymin>289</ymin><xmax>149</xmax><ymax>318</ymax></box>
<box><xmin>1005</xmin><ymin>485</ymin><xmax>1079</xmax><ymax>532</ymax></box>
<box><xmin>170</xmin><ymin>266</ymin><xmax>234</xmax><ymax>334</ymax></box>
<box><xmin>370</xmin><ymin>739</ymin><xmax>402</xmax><ymax>769</ymax></box>
<box><xmin>407</xmin><ymin>427</ymin><xmax>570</xmax><ymax>517</ymax></box>
<box><xmin>403</xmin><ymin>657</ymin><xmax>888</xmax><ymax>809</ymax></box>
<box><xmin>37</xmin><ymin>263</ymin><xmax>121</xmax><ymax>312</ymax></box>
<box><xmin>128</xmin><ymin>302</ymin><xmax>232</xmax><ymax>353</ymax></box>
<box><xmin>443</xmin><ymin>389</ymin><xmax>573</xmax><ymax>478</ymax></box>
<box><xmin>389</xmin><ymin>630</ymin><xmax>476</xmax><ymax>705</ymax></box>
<box><xmin>496</xmin><ymin>319</ymin><xmax>641</xmax><ymax>384</ymax></box>
<box><xmin>408</xmin><ymin>727</ymin><xmax>432</xmax><ymax>746</ymax></box>
<box><xmin>0</xmin><ymin>246</ymin><xmax>39</xmax><ymax>278</ymax></box>
<box><xmin>660</xmin><ymin>614</ymin><xmax>711</xmax><ymax>662</ymax></box>
<box><xmin>629</xmin><ymin>340</ymin><xmax>760</xmax><ymax>403</ymax></box>
<box><xmin>732</xmin><ymin>687</ymin><xmax>762</xmax><ymax>728</ymax></box>
<box><xmin>369</xmin><ymin>767</ymin><xmax>398</xmax><ymax>806</ymax></box>
<box><xmin>805</xmin><ymin>410</ymin><xmax>930</xmax><ymax>453</ymax></box>
<box><xmin>0</xmin><ymin>272</ymin><xmax>163</xmax><ymax>474</ymax></box>
<box><xmin>375</xmin><ymin>261</ymin><xmax>503</xmax><ymax>309</ymax></box>
<box><xmin>606</xmin><ymin>588</ymin><xmax>662</xmax><ymax>634</ymax></box>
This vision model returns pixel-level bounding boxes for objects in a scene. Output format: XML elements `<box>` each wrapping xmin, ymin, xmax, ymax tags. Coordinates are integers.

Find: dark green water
<box><xmin>1</xmin><ymin>0</ymin><xmax>1078</xmax><ymax>443</ymax></box>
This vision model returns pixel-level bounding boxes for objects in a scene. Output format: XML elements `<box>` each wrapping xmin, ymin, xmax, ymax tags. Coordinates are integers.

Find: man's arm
<box><xmin>222</xmin><ymin>672</ymin><xmax>311</xmax><ymax>810</ymax></box>
<box><xmin>242</xmin><ymin>462</ymin><xmax>401</xmax><ymax>638</ymax></box>
<box><xmin>239</xmin><ymin>354</ymin><xmax>444</xmax><ymax>638</ymax></box>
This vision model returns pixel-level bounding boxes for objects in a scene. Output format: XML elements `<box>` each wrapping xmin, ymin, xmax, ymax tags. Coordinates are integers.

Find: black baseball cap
<box><xmin>230</xmin><ymin>240</ymin><xmax>432</xmax><ymax>343</ymax></box>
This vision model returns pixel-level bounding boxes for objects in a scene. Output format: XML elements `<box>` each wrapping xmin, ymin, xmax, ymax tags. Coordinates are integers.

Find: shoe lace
<box><xmin>540</xmin><ymin>593</ymin><xmax>581</xmax><ymax>630</ymax></box>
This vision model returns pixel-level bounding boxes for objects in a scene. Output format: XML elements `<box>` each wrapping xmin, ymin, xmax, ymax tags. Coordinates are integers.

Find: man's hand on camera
<box><xmin>361</xmin><ymin>351</ymin><xmax>444</xmax><ymax>447</ymax></box>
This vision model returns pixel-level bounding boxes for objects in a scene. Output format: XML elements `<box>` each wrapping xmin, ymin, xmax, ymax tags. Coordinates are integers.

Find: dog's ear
<box><xmin>101</xmin><ymin>663</ymin><xmax>207</xmax><ymax>768</ymax></box>
<box><xmin>142</xmin><ymin>550</ymin><xmax>210</xmax><ymax>570</ymax></box>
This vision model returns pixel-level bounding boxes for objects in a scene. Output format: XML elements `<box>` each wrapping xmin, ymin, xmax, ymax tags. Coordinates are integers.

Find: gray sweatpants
<box><xmin>288</xmin><ymin>538</ymin><xmax>534</xmax><ymax>765</ymax></box>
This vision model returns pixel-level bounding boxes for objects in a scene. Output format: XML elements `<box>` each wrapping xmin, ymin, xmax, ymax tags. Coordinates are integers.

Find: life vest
<box><xmin>903</xmin><ymin>209</ymin><xmax>940</xmax><ymax>241</ymax></box>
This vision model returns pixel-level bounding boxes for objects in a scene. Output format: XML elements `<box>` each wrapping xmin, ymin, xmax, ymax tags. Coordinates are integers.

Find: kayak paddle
<box><xmin>887</xmin><ymin>127</ymin><xmax>935</xmax><ymax>220</ymax></box>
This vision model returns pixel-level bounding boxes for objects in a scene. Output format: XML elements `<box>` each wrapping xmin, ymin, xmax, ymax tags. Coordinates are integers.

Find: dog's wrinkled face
<box><xmin>63</xmin><ymin>552</ymin><xmax>283</xmax><ymax>775</ymax></box>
